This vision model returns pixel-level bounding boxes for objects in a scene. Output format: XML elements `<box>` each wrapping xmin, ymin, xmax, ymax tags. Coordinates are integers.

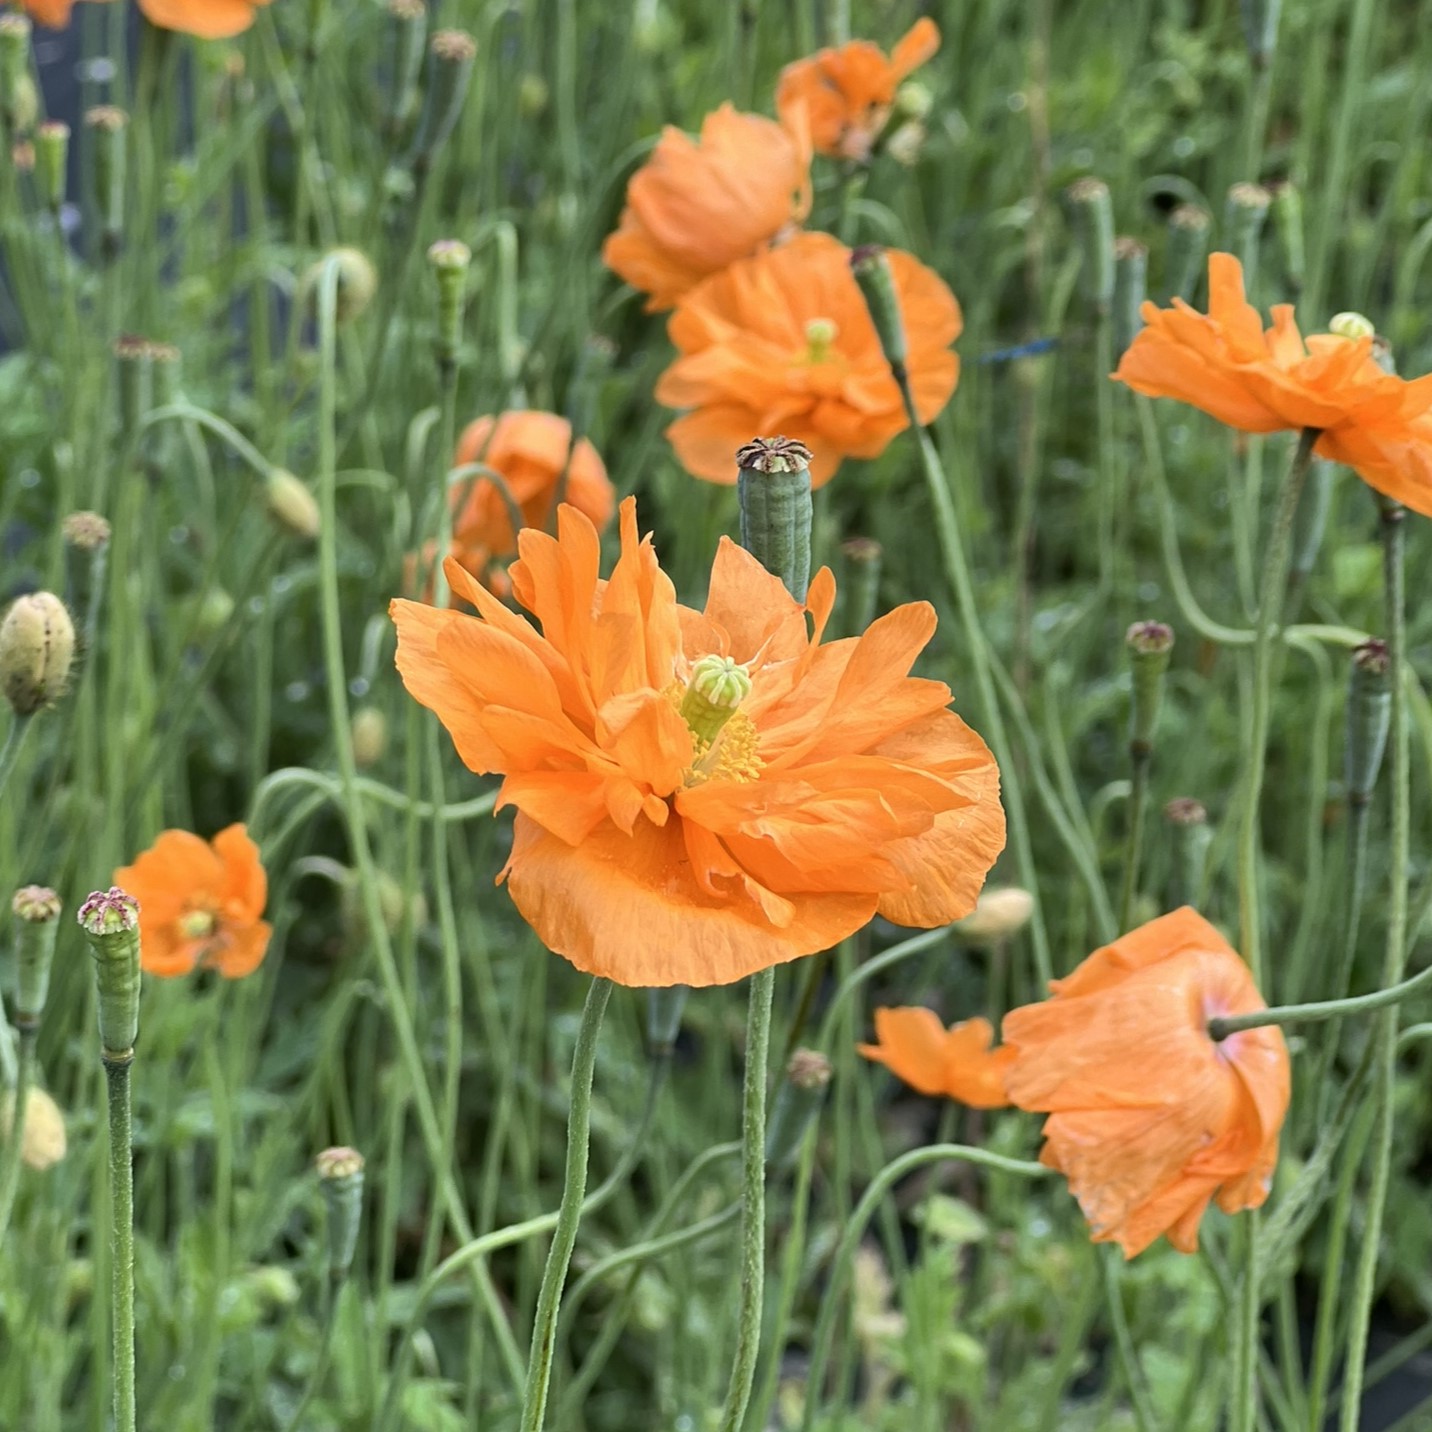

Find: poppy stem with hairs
<box><xmin>712</xmin><ymin>436</ymin><xmax>813</xmax><ymax>1432</ymax></box>
<box><xmin>850</xmin><ymin>243</ymin><xmax>1053</xmax><ymax>985</ymax></box>
<box><xmin>517</xmin><ymin>976</ymin><xmax>614</xmax><ymax>1432</ymax></box>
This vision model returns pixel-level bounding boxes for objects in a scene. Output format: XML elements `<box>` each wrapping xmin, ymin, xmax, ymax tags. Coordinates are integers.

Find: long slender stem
<box><xmin>1340</xmin><ymin>498</ymin><xmax>1409</xmax><ymax>1432</ymax></box>
<box><xmin>0</xmin><ymin>1029</ymin><xmax>36</xmax><ymax>1244</ymax></box>
<box><xmin>0</xmin><ymin>713</ymin><xmax>33</xmax><ymax>802</ymax></box>
<box><xmin>716</xmin><ymin>965</ymin><xmax>775</xmax><ymax>1432</ymax></box>
<box><xmin>1117</xmin><ymin>749</ymin><xmax>1150</xmax><ymax>931</ymax></box>
<box><xmin>518</xmin><ymin>975</ymin><xmax>612</xmax><ymax>1432</ymax></box>
<box><xmin>105</xmin><ymin>1055</ymin><xmax>136</xmax><ymax>1432</ymax></box>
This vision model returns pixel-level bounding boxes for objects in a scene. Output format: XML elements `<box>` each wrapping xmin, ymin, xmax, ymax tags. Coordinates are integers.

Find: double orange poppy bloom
<box><xmin>862</xmin><ymin>908</ymin><xmax>1290</xmax><ymax>1258</ymax></box>
<box><xmin>391</xmin><ymin>497</ymin><xmax>1005</xmax><ymax>988</ymax></box>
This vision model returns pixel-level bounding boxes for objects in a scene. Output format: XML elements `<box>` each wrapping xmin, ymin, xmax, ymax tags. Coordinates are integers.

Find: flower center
<box><xmin>672</xmin><ymin>656</ymin><xmax>762</xmax><ymax>786</ymax></box>
<box><xmin>178</xmin><ymin>907</ymin><xmax>217</xmax><ymax>940</ymax></box>
<box><xmin>804</xmin><ymin>317</ymin><xmax>839</xmax><ymax>365</ymax></box>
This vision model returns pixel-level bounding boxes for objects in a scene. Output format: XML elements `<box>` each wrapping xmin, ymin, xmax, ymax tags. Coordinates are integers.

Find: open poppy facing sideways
<box><xmin>390</xmin><ymin>497</ymin><xmax>1004</xmax><ymax>987</ymax></box>
<box><xmin>656</xmin><ymin>231</ymin><xmax>960</xmax><ymax>487</ymax></box>
<box><xmin>1002</xmin><ymin>907</ymin><xmax>1290</xmax><ymax>1258</ymax></box>
<box><xmin>602</xmin><ymin>104</ymin><xmax>812</xmax><ymax>312</ymax></box>
<box><xmin>776</xmin><ymin>18</ymin><xmax>940</xmax><ymax>162</ymax></box>
<box><xmin>22</xmin><ymin>0</ymin><xmax>270</xmax><ymax>36</ymax></box>
<box><xmin>1116</xmin><ymin>252</ymin><xmax>1432</xmax><ymax>515</ymax></box>
<box><xmin>859</xmin><ymin>1007</ymin><xmax>1013</xmax><ymax>1108</ymax></box>
<box><xmin>445</xmin><ymin>410</ymin><xmax>614</xmax><ymax>597</ymax></box>
<box><xmin>113</xmin><ymin>824</ymin><xmax>272</xmax><ymax>978</ymax></box>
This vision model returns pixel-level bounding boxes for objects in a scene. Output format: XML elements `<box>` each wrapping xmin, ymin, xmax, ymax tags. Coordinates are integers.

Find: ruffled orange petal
<box><xmin>115</xmin><ymin>830</ymin><xmax>225</xmax><ymax>929</ymax></box>
<box><xmin>209</xmin><ymin>920</ymin><xmax>271</xmax><ymax>979</ymax></box>
<box><xmin>213</xmin><ymin>824</ymin><xmax>266</xmax><ymax>923</ymax></box>
<box><xmin>137</xmin><ymin>0</ymin><xmax>268</xmax><ymax>38</ymax></box>
<box><xmin>858</xmin><ymin>1007</ymin><xmax>952</xmax><ymax>1096</ymax></box>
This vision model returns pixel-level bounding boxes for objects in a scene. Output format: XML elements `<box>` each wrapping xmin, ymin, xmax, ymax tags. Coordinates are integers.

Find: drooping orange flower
<box><xmin>776</xmin><ymin>19</ymin><xmax>940</xmax><ymax>162</ymax></box>
<box><xmin>858</xmin><ymin>1007</ymin><xmax>1013</xmax><ymax>1109</ymax></box>
<box><xmin>390</xmin><ymin>497</ymin><xmax>1004</xmax><ymax>987</ymax></box>
<box><xmin>448</xmin><ymin>411</ymin><xmax>614</xmax><ymax>595</ymax></box>
<box><xmin>1116</xmin><ymin>252</ymin><xmax>1432</xmax><ymax>515</ymax></box>
<box><xmin>601</xmin><ymin>103</ymin><xmax>812</xmax><ymax>313</ymax></box>
<box><xmin>655</xmin><ymin>231</ymin><xmax>960</xmax><ymax>487</ymax></box>
<box><xmin>113</xmin><ymin>824</ymin><xmax>271</xmax><ymax>979</ymax></box>
<box><xmin>136</xmin><ymin>0</ymin><xmax>271</xmax><ymax>37</ymax></box>
<box><xmin>1001</xmin><ymin>907</ymin><xmax>1289</xmax><ymax>1259</ymax></box>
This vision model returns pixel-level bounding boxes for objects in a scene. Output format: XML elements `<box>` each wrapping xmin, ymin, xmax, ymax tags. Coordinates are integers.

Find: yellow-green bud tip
<box><xmin>13</xmin><ymin>886</ymin><xmax>60</xmax><ymax>923</ymax></box>
<box><xmin>1329</xmin><ymin>311</ymin><xmax>1376</xmax><ymax>342</ymax></box>
<box><xmin>77</xmin><ymin>887</ymin><xmax>139</xmax><ymax>937</ymax></box>
<box><xmin>316</xmin><ymin>1146</ymin><xmax>366</xmax><ymax>1180</ymax></box>
<box><xmin>427</xmin><ymin>238</ymin><xmax>471</xmax><ymax>271</ymax></box>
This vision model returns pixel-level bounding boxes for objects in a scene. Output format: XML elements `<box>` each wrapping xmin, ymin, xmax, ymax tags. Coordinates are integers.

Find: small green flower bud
<box><xmin>427</xmin><ymin>237</ymin><xmax>471</xmax><ymax>370</ymax></box>
<box><xmin>1067</xmin><ymin>176</ymin><xmax>1115</xmax><ymax>313</ymax></box>
<box><xmin>266</xmin><ymin>469</ymin><xmax>321</xmax><ymax>541</ymax></box>
<box><xmin>351</xmin><ymin>707</ymin><xmax>387</xmax><ymax>768</ymax></box>
<box><xmin>955</xmin><ymin>886</ymin><xmax>1035</xmax><ymax>944</ymax></box>
<box><xmin>410</xmin><ymin>29</ymin><xmax>477</xmax><ymax>174</ymax></box>
<box><xmin>1126</xmin><ymin>620</ymin><xmax>1174</xmax><ymax>756</ymax></box>
<box><xmin>1113</xmin><ymin>236</ymin><xmax>1147</xmax><ymax>358</ymax></box>
<box><xmin>1328</xmin><ymin>311</ymin><xmax>1375</xmax><ymax>342</ymax></box>
<box><xmin>12</xmin><ymin>885</ymin><xmax>61</xmax><ymax>1027</ymax></box>
<box><xmin>35</xmin><ymin>119</ymin><xmax>67</xmax><ymax>211</ymax></box>
<box><xmin>883</xmin><ymin>120</ymin><xmax>925</xmax><ymax>167</ymax></box>
<box><xmin>850</xmin><ymin>244</ymin><xmax>907</xmax><ymax>369</ymax></box>
<box><xmin>316</xmin><ymin>1146</ymin><xmax>365</xmax><ymax>1280</ymax></box>
<box><xmin>680</xmin><ymin>656</ymin><xmax>753</xmax><ymax>746</ymax></box>
<box><xmin>517</xmin><ymin>73</ymin><xmax>549</xmax><ymax>118</ymax></box>
<box><xmin>765</xmin><ymin>1049</ymin><xmax>832</xmax><ymax>1172</ymax></box>
<box><xmin>1</xmin><ymin>591</ymin><xmax>75</xmax><ymax>716</ymax></box>
<box><xmin>78</xmin><ymin>887</ymin><xmax>142</xmax><ymax>1059</ymax></box>
<box><xmin>113</xmin><ymin>334</ymin><xmax>152</xmax><ymax>439</ymax></box>
<box><xmin>386</xmin><ymin>0</ymin><xmax>427</xmax><ymax>132</ymax></box>
<box><xmin>62</xmin><ymin>511</ymin><xmax>111</xmax><ymax>551</ymax></box>
<box><xmin>646</xmin><ymin>985</ymin><xmax>689</xmax><ymax>1059</ymax></box>
<box><xmin>1164</xmin><ymin>798</ymin><xmax>1211</xmax><ymax>911</ymax></box>
<box><xmin>1224</xmin><ymin>182</ymin><xmax>1271</xmax><ymax>286</ymax></box>
<box><xmin>304</xmin><ymin>247</ymin><xmax>378</xmax><ymax>325</ymax></box>
<box><xmin>1345</xmin><ymin>639</ymin><xmax>1391</xmax><ymax>808</ymax></box>
<box><xmin>735</xmin><ymin>436</ymin><xmax>814</xmax><ymax>601</ymax></box>
<box><xmin>893</xmin><ymin>80</ymin><xmax>933</xmax><ymax>123</ymax></box>
<box><xmin>2</xmin><ymin>1085</ymin><xmax>66</xmax><ymax>1172</ymax></box>
<box><xmin>1164</xmin><ymin>204</ymin><xmax>1210</xmax><ymax>303</ymax></box>
<box><xmin>85</xmin><ymin>105</ymin><xmax>128</xmax><ymax>261</ymax></box>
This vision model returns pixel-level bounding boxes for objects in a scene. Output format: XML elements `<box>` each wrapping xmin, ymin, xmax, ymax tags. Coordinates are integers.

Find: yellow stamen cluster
<box><xmin>178</xmin><ymin>908</ymin><xmax>217</xmax><ymax>940</ymax></box>
<box><xmin>804</xmin><ymin>317</ymin><xmax>838</xmax><ymax>364</ymax></box>
<box><xmin>666</xmin><ymin>658</ymin><xmax>764</xmax><ymax>787</ymax></box>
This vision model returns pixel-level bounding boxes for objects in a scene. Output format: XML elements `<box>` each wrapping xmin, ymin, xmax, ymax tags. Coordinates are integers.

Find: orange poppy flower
<box><xmin>1001</xmin><ymin>907</ymin><xmax>1290</xmax><ymax>1258</ymax></box>
<box><xmin>1116</xmin><ymin>252</ymin><xmax>1432</xmax><ymax>515</ymax></box>
<box><xmin>447</xmin><ymin>411</ymin><xmax>614</xmax><ymax>596</ymax></box>
<box><xmin>113</xmin><ymin>824</ymin><xmax>271</xmax><ymax>979</ymax></box>
<box><xmin>776</xmin><ymin>18</ymin><xmax>940</xmax><ymax>162</ymax></box>
<box><xmin>655</xmin><ymin>231</ymin><xmax>960</xmax><ymax>488</ymax></box>
<box><xmin>137</xmin><ymin>0</ymin><xmax>271</xmax><ymax>37</ymax></box>
<box><xmin>390</xmin><ymin>496</ymin><xmax>1004</xmax><ymax>987</ymax></box>
<box><xmin>18</xmin><ymin>0</ymin><xmax>98</xmax><ymax>27</ymax></box>
<box><xmin>601</xmin><ymin>103</ymin><xmax>812</xmax><ymax>313</ymax></box>
<box><xmin>858</xmin><ymin>1007</ymin><xmax>1013</xmax><ymax>1108</ymax></box>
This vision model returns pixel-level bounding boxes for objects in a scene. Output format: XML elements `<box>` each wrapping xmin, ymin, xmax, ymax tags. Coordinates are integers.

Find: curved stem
<box><xmin>517</xmin><ymin>975</ymin><xmax>612</xmax><ymax>1432</ymax></box>
<box><xmin>715</xmin><ymin>964</ymin><xmax>775</xmax><ymax>1432</ymax></box>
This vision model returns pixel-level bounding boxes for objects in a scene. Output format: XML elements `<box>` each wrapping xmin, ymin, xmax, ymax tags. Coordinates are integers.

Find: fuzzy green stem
<box><xmin>1339</xmin><ymin>499</ymin><xmax>1409</xmax><ymax>1432</ymax></box>
<box><xmin>0</xmin><ymin>1028</ymin><xmax>36</xmax><ymax>1244</ymax></box>
<box><xmin>105</xmin><ymin>1055</ymin><xmax>136</xmax><ymax>1432</ymax></box>
<box><xmin>518</xmin><ymin>975</ymin><xmax>612</xmax><ymax>1432</ymax></box>
<box><xmin>716</xmin><ymin>964</ymin><xmax>775</xmax><ymax>1432</ymax></box>
<box><xmin>1118</xmin><ymin>751</ymin><xmax>1150</xmax><ymax>931</ymax></box>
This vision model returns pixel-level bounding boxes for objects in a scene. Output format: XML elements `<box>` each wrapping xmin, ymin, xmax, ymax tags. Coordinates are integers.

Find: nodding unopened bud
<box><xmin>838</xmin><ymin>536</ymin><xmax>882</xmax><ymax>637</ymax></box>
<box><xmin>78</xmin><ymin>888</ymin><xmax>142</xmax><ymax>1059</ymax></box>
<box><xmin>1164</xmin><ymin>204</ymin><xmax>1211</xmax><ymax>302</ymax></box>
<box><xmin>386</xmin><ymin>0</ymin><xmax>428</xmax><ymax>132</ymax></box>
<box><xmin>305</xmin><ymin>247</ymin><xmax>378</xmax><ymax>325</ymax></box>
<box><xmin>1</xmin><ymin>592</ymin><xmax>75</xmax><ymax>717</ymax></box>
<box><xmin>1224</xmin><ymin>182</ymin><xmax>1272</xmax><ymax>282</ymax></box>
<box><xmin>315</xmin><ymin>1146</ymin><xmax>366</xmax><ymax>1279</ymax></box>
<box><xmin>0</xmin><ymin>14</ymin><xmax>30</xmax><ymax>131</ymax></box>
<box><xmin>646</xmin><ymin>985</ymin><xmax>690</xmax><ymax>1059</ymax></box>
<box><xmin>62</xmin><ymin>511</ymin><xmax>111</xmax><ymax>551</ymax></box>
<box><xmin>765</xmin><ymin>1049</ymin><xmax>833</xmax><ymax>1172</ymax></box>
<box><xmin>1328</xmin><ymin>311</ymin><xmax>1376</xmax><ymax>343</ymax></box>
<box><xmin>2</xmin><ymin>1086</ymin><xmax>67</xmax><ymax>1172</ymax></box>
<box><xmin>266</xmin><ymin>469</ymin><xmax>321</xmax><ymax>541</ymax></box>
<box><xmin>955</xmin><ymin>886</ymin><xmax>1035</xmax><ymax>944</ymax></box>
<box><xmin>411</xmin><ymin>29</ymin><xmax>477</xmax><ymax>173</ymax></box>
<box><xmin>427</xmin><ymin>238</ymin><xmax>472</xmax><ymax>369</ymax></box>
<box><xmin>1066</xmin><ymin>176</ymin><xmax>1115</xmax><ymax>313</ymax></box>
<box><xmin>351</xmin><ymin>706</ymin><xmax>387</xmax><ymax>768</ymax></box>
<box><xmin>1126</xmin><ymin>620</ymin><xmax>1174</xmax><ymax>756</ymax></box>
<box><xmin>1164</xmin><ymin>798</ymin><xmax>1211</xmax><ymax>910</ymax></box>
<box><xmin>850</xmin><ymin>244</ymin><xmax>908</xmax><ymax>370</ymax></box>
<box><xmin>35</xmin><ymin>120</ymin><xmax>68</xmax><ymax>211</ymax></box>
<box><xmin>1270</xmin><ymin>180</ymin><xmax>1304</xmax><ymax>292</ymax></box>
<box><xmin>736</xmin><ymin>437</ymin><xmax>814</xmax><ymax>601</ymax></box>
<box><xmin>1112</xmin><ymin>236</ymin><xmax>1148</xmax><ymax>357</ymax></box>
<box><xmin>1345</xmin><ymin>639</ymin><xmax>1391</xmax><ymax>808</ymax></box>
<box><xmin>1240</xmin><ymin>0</ymin><xmax>1282</xmax><ymax>68</ymax></box>
<box><xmin>12</xmin><ymin>885</ymin><xmax>61</xmax><ymax>1027</ymax></box>
<box><xmin>85</xmin><ymin>105</ymin><xmax>128</xmax><ymax>260</ymax></box>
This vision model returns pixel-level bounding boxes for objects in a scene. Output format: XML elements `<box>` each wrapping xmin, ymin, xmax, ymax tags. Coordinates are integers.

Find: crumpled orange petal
<box><xmin>858</xmin><ymin>1007</ymin><xmax>1014</xmax><ymax>1108</ymax></box>
<box><xmin>1001</xmin><ymin>907</ymin><xmax>1290</xmax><ymax>1258</ymax></box>
<box><xmin>1115</xmin><ymin>252</ymin><xmax>1432</xmax><ymax>515</ymax></box>
<box><xmin>391</xmin><ymin>495</ymin><xmax>1004</xmax><ymax>987</ymax></box>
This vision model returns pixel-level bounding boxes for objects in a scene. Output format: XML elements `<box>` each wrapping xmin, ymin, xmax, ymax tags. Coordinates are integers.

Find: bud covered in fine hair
<box><xmin>316</xmin><ymin>1146</ymin><xmax>366</xmax><ymax>1279</ymax></box>
<box><xmin>1112</xmin><ymin>236</ymin><xmax>1147</xmax><ymax>358</ymax></box>
<box><xmin>351</xmin><ymin>706</ymin><xmax>387</xmax><ymax>768</ymax></box>
<box><xmin>1126</xmin><ymin>620</ymin><xmax>1174</xmax><ymax>755</ymax></box>
<box><xmin>85</xmin><ymin>105</ymin><xmax>128</xmax><ymax>259</ymax></box>
<box><xmin>1164</xmin><ymin>798</ymin><xmax>1211</xmax><ymax>910</ymax></box>
<box><xmin>849</xmin><ymin>245</ymin><xmax>907</xmax><ymax>369</ymax></box>
<box><xmin>35</xmin><ymin>120</ymin><xmax>68</xmax><ymax>211</ymax></box>
<box><xmin>12</xmin><ymin>885</ymin><xmax>61</xmax><ymax>1026</ymax></box>
<box><xmin>1345</xmin><ymin>639</ymin><xmax>1391</xmax><ymax>808</ymax></box>
<box><xmin>765</xmin><ymin>1049</ymin><xmax>832</xmax><ymax>1172</ymax></box>
<box><xmin>427</xmin><ymin>238</ymin><xmax>471</xmax><ymax>369</ymax></box>
<box><xmin>1</xmin><ymin>592</ymin><xmax>75</xmax><ymax>716</ymax></box>
<box><xmin>955</xmin><ymin>886</ymin><xmax>1035</xmax><ymax>944</ymax></box>
<box><xmin>304</xmin><ymin>247</ymin><xmax>377</xmax><ymax>325</ymax></box>
<box><xmin>1066</xmin><ymin>176</ymin><xmax>1115</xmax><ymax>313</ymax></box>
<box><xmin>646</xmin><ymin>985</ymin><xmax>689</xmax><ymax>1059</ymax></box>
<box><xmin>2</xmin><ymin>1085</ymin><xmax>67</xmax><ymax>1172</ymax></box>
<box><xmin>266</xmin><ymin>469</ymin><xmax>321</xmax><ymax>541</ymax></box>
<box><xmin>62</xmin><ymin>511</ymin><xmax>111</xmax><ymax>551</ymax></box>
<box><xmin>736</xmin><ymin>437</ymin><xmax>814</xmax><ymax>601</ymax></box>
<box><xmin>411</xmin><ymin>29</ymin><xmax>477</xmax><ymax>172</ymax></box>
<box><xmin>78</xmin><ymin>888</ymin><xmax>142</xmax><ymax>1058</ymax></box>
<box><xmin>1164</xmin><ymin>204</ymin><xmax>1211</xmax><ymax>303</ymax></box>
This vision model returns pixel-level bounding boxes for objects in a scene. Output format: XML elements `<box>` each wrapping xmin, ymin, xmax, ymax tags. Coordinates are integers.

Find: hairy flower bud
<box><xmin>266</xmin><ymin>469</ymin><xmax>321</xmax><ymax>541</ymax></box>
<box><xmin>316</xmin><ymin>1146</ymin><xmax>365</xmax><ymax>1279</ymax></box>
<box><xmin>1</xmin><ymin>592</ymin><xmax>75</xmax><ymax>716</ymax></box>
<box><xmin>78</xmin><ymin>888</ymin><xmax>141</xmax><ymax>1058</ymax></box>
